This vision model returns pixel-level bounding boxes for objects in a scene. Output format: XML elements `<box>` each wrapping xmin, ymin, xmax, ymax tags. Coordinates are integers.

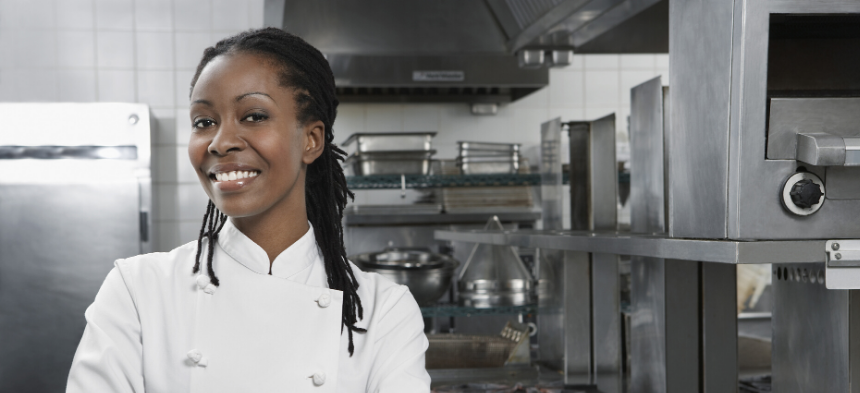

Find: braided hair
<box><xmin>188</xmin><ymin>28</ymin><xmax>364</xmax><ymax>355</ymax></box>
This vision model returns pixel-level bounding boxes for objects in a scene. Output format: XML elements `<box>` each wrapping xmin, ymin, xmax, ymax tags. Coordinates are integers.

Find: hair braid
<box><xmin>190</xmin><ymin>28</ymin><xmax>364</xmax><ymax>356</ymax></box>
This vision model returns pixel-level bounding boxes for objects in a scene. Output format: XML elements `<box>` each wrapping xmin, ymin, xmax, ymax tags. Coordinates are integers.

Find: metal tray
<box><xmin>345</xmin><ymin>150</ymin><xmax>435</xmax><ymax>175</ymax></box>
<box><xmin>458</xmin><ymin>141</ymin><xmax>520</xmax><ymax>153</ymax></box>
<box><xmin>342</xmin><ymin>132</ymin><xmax>436</xmax><ymax>153</ymax></box>
<box><xmin>456</xmin><ymin>156</ymin><xmax>519</xmax><ymax>174</ymax></box>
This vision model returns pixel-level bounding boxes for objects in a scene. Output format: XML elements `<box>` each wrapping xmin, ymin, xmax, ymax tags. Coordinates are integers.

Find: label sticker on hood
<box><xmin>413</xmin><ymin>71</ymin><xmax>465</xmax><ymax>82</ymax></box>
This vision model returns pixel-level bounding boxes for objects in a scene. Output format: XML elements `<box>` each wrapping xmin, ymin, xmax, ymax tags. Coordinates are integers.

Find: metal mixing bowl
<box><xmin>351</xmin><ymin>248</ymin><xmax>459</xmax><ymax>306</ymax></box>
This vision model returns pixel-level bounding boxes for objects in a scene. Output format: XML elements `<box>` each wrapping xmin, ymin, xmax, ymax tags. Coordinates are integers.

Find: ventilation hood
<box><xmin>263</xmin><ymin>0</ymin><xmax>666</xmax><ymax>104</ymax></box>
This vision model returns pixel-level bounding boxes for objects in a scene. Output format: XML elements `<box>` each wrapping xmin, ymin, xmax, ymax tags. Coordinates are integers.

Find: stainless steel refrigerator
<box><xmin>0</xmin><ymin>103</ymin><xmax>152</xmax><ymax>392</ymax></box>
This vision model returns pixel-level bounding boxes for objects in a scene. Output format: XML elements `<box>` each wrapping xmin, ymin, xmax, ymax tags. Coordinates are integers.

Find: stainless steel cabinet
<box><xmin>0</xmin><ymin>103</ymin><xmax>152</xmax><ymax>393</ymax></box>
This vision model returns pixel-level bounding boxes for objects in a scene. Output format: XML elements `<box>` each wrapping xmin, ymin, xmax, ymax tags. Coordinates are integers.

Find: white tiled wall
<box><xmin>0</xmin><ymin>0</ymin><xmax>667</xmax><ymax>251</ymax></box>
<box><xmin>0</xmin><ymin>0</ymin><xmax>264</xmax><ymax>252</ymax></box>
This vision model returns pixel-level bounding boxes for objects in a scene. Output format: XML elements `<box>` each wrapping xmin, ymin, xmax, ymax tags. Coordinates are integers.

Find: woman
<box><xmin>67</xmin><ymin>28</ymin><xmax>430</xmax><ymax>392</ymax></box>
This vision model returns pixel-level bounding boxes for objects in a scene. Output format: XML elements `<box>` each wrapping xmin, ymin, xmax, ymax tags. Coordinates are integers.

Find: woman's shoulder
<box><xmin>347</xmin><ymin>261</ymin><xmax>421</xmax><ymax>315</ymax></box>
<box><xmin>113</xmin><ymin>241</ymin><xmax>199</xmax><ymax>284</ymax></box>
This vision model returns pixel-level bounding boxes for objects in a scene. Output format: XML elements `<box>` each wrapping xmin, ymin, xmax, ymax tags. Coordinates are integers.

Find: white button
<box><xmin>187</xmin><ymin>349</ymin><xmax>208</xmax><ymax>367</ymax></box>
<box><xmin>196</xmin><ymin>275</ymin><xmax>215</xmax><ymax>294</ymax></box>
<box><xmin>317</xmin><ymin>292</ymin><xmax>331</xmax><ymax>308</ymax></box>
<box><xmin>312</xmin><ymin>371</ymin><xmax>326</xmax><ymax>386</ymax></box>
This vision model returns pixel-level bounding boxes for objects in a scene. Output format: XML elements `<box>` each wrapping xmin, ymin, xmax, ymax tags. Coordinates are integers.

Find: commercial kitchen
<box><xmin>1</xmin><ymin>0</ymin><xmax>857</xmax><ymax>392</ymax></box>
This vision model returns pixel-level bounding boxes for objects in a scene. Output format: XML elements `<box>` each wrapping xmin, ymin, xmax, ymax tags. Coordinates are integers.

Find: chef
<box><xmin>67</xmin><ymin>28</ymin><xmax>431</xmax><ymax>392</ymax></box>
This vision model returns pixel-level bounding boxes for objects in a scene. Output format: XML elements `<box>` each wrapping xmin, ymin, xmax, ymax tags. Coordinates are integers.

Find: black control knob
<box><xmin>790</xmin><ymin>179</ymin><xmax>823</xmax><ymax>208</ymax></box>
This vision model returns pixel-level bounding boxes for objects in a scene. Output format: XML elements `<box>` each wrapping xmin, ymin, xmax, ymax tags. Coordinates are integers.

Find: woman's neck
<box><xmin>231</xmin><ymin>196</ymin><xmax>310</xmax><ymax>266</ymax></box>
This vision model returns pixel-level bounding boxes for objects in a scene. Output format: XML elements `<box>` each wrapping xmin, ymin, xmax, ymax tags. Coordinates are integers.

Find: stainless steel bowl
<box><xmin>351</xmin><ymin>248</ymin><xmax>459</xmax><ymax>306</ymax></box>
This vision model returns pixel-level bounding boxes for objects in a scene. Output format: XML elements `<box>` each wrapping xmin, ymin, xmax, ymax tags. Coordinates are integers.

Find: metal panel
<box><xmin>563</xmin><ymin>250</ymin><xmax>592</xmax><ymax>385</ymax></box>
<box><xmin>0</xmin><ymin>182</ymin><xmax>141</xmax><ymax>392</ymax></box>
<box><xmin>667</xmin><ymin>0</ymin><xmax>734</xmax><ymax>239</ymax></box>
<box><xmin>827</xmin><ymin>167</ymin><xmax>860</xmax><ymax>200</ymax></box>
<box><xmin>630</xmin><ymin>256</ymin><xmax>667</xmax><ymax>392</ymax></box>
<box><xmin>663</xmin><ymin>259</ymin><xmax>700</xmax><ymax>393</ymax></box>
<box><xmin>589</xmin><ymin>114</ymin><xmax>618</xmax><ymax>231</ymax></box>
<box><xmin>541</xmin><ymin>118</ymin><xmax>564</xmax><ymax>231</ymax></box>
<box><xmin>630</xmin><ymin>76</ymin><xmax>665</xmax><ymax>234</ymax></box>
<box><xmin>772</xmin><ymin>263</ymin><xmax>856</xmax><ymax>393</ymax></box>
<box><xmin>569</xmin><ymin>0</ymin><xmax>662</xmax><ymax>47</ymax></box>
<box><xmin>569</xmin><ymin>123</ymin><xmax>590</xmax><ymax>231</ymax></box>
<box><xmin>700</xmin><ymin>262</ymin><xmax>737</xmax><ymax>393</ymax></box>
<box><xmin>767</xmin><ymin>98</ymin><xmax>860</xmax><ymax>160</ymax></box>
<box><xmin>283</xmin><ymin>0</ymin><xmax>508</xmax><ymax>54</ymax></box>
<box><xmin>592</xmin><ymin>252</ymin><xmax>621</xmax><ymax>392</ymax></box>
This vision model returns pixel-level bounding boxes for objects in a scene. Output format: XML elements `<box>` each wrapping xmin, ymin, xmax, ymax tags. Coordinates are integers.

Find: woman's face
<box><xmin>188</xmin><ymin>52</ymin><xmax>325</xmax><ymax>219</ymax></box>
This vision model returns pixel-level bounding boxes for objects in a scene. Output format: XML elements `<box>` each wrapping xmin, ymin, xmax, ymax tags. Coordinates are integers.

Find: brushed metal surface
<box><xmin>0</xmin><ymin>183</ymin><xmax>141</xmax><ymax>393</ymax></box>
<box><xmin>667</xmin><ymin>0</ymin><xmax>733</xmax><ymax>239</ymax></box>
<box><xmin>827</xmin><ymin>167</ymin><xmax>860</xmax><ymax>200</ymax></box>
<box><xmin>629</xmin><ymin>76</ymin><xmax>665</xmax><ymax>234</ymax></box>
<box><xmin>592</xmin><ymin>252</ymin><xmax>621</xmax><ymax>392</ymax></box>
<box><xmin>0</xmin><ymin>103</ymin><xmax>151</xmax><ymax>392</ymax></box>
<box><xmin>541</xmin><ymin>118</ymin><xmax>564</xmax><ymax>232</ymax></box>
<box><xmin>434</xmin><ymin>229</ymin><xmax>825</xmax><ymax>264</ymax></box>
<box><xmin>698</xmin><ymin>263</ymin><xmax>738</xmax><ymax>393</ymax></box>
<box><xmin>563</xmin><ymin>250</ymin><xmax>592</xmax><ymax>385</ymax></box>
<box><xmin>767</xmin><ymin>98</ymin><xmax>860</xmax><ymax>160</ymax></box>
<box><xmin>568</xmin><ymin>122</ymin><xmax>590</xmax><ymax>231</ymax></box>
<box><xmin>772</xmin><ymin>263</ymin><xmax>859</xmax><ymax>393</ymax></box>
<box><xmin>589</xmin><ymin>114</ymin><xmax>618</xmax><ymax>231</ymax></box>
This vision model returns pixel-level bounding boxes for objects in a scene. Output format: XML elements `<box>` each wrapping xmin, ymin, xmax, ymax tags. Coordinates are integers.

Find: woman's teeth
<box><xmin>214</xmin><ymin>171</ymin><xmax>258</xmax><ymax>182</ymax></box>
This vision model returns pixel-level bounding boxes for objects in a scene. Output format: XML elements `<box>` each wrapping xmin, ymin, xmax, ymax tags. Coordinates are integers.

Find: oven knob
<box><xmin>789</xmin><ymin>179</ymin><xmax>823</xmax><ymax>208</ymax></box>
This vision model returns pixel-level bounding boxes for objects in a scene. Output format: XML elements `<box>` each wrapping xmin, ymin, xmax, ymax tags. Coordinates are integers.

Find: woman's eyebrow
<box><xmin>191</xmin><ymin>99</ymin><xmax>213</xmax><ymax>106</ymax></box>
<box><xmin>235</xmin><ymin>92</ymin><xmax>275</xmax><ymax>102</ymax></box>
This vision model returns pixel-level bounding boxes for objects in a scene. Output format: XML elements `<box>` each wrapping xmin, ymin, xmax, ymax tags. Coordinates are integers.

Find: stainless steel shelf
<box><xmin>346</xmin><ymin>172</ymin><xmax>630</xmax><ymax>189</ymax></box>
<box><xmin>345</xmin><ymin>210</ymin><xmax>541</xmax><ymax>226</ymax></box>
<box><xmin>420</xmin><ymin>304</ymin><xmax>537</xmax><ymax>318</ymax></box>
<box><xmin>434</xmin><ymin>229</ymin><xmax>825</xmax><ymax>264</ymax></box>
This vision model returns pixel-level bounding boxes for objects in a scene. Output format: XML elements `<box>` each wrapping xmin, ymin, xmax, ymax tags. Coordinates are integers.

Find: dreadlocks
<box><xmin>188</xmin><ymin>28</ymin><xmax>364</xmax><ymax>356</ymax></box>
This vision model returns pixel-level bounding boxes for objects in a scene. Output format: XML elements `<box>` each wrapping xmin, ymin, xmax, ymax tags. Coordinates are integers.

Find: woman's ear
<box><xmin>302</xmin><ymin>120</ymin><xmax>326</xmax><ymax>164</ymax></box>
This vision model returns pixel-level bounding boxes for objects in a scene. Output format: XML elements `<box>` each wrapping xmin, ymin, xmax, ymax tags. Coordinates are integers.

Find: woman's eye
<box><xmin>243</xmin><ymin>113</ymin><xmax>268</xmax><ymax>122</ymax></box>
<box><xmin>193</xmin><ymin>119</ymin><xmax>215</xmax><ymax>129</ymax></box>
<box><xmin>193</xmin><ymin>119</ymin><xmax>213</xmax><ymax>129</ymax></box>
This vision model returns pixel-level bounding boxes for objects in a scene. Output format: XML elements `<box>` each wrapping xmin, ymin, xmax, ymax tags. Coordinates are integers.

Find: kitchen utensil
<box><xmin>351</xmin><ymin>248</ymin><xmax>459</xmax><ymax>306</ymax></box>
<box><xmin>345</xmin><ymin>150</ymin><xmax>435</xmax><ymax>175</ymax></box>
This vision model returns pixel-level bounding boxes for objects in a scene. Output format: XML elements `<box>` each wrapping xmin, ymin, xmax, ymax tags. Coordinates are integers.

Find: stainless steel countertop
<box><xmin>433</xmin><ymin>229</ymin><xmax>825</xmax><ymax>264</ymax></box>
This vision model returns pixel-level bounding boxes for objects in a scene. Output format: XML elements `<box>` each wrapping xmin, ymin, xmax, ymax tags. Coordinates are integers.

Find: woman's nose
<box><xmin>208</xmin><ymin>122</ymin><xmax>244</xmax><ymax>156</ymax></box>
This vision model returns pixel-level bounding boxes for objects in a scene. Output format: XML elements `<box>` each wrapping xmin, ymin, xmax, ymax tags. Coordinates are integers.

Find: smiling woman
<box><xmin>66</xmin><ymin>29</ymin><xmax>431</xmax><ymax>393</ymax></box>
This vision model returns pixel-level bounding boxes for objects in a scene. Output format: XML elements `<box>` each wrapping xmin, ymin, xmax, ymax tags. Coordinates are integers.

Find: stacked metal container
<box><xmin>456</xmin><ymin>141</ymin><xmax>521</xmax><ymax>174</ymax></box>
<box><xmin>342</xmin><ymin>132</ymin><xmax>436</xmax><ymax>175</ymax></box>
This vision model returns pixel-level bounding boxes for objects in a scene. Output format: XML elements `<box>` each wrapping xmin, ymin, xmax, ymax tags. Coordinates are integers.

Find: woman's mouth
<box><xmin>209</xmin><ymin>170</ymin><xmax>261</xmax><ymax>192</ymax></box>
<box><xmin>209</xmin><ymin>170</ymin><xmax>260</xmax><ymax>182</ymax></box>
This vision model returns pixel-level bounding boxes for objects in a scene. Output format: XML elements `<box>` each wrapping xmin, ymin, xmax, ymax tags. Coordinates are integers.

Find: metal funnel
<box><xmin>457</xmin><ymin>216</ymin><xmax>536</xmax><ymax>308</ymax></box>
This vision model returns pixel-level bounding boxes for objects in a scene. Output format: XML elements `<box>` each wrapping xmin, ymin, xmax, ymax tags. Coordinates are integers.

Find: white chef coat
<box><xmin>67</xmin><ymin>220</ymin><xmax>431</xmax><ymax>393</ymax></box>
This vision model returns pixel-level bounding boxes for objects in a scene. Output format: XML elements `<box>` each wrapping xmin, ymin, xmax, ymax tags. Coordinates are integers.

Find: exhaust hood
<box><xmin>263</xmin><ymin>0</ymin><xmax>666</xmax><ymax>104</ymax></box>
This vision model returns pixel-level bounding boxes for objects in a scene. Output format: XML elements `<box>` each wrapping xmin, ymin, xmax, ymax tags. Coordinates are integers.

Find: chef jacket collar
<box><xmin>217</xmin><ymin>219</ymin><xmax>321</xmax><ymax>280</ymax></box>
